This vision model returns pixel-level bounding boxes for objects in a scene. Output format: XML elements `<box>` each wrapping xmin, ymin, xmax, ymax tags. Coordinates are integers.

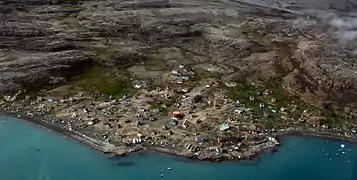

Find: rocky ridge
<box><xmin>1</xmin><ymin>0</ymin><xmax>356</xmax><ymax>107</ymax></box>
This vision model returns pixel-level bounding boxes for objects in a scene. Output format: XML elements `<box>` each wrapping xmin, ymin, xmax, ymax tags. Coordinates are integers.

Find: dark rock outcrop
<box><xmin>0</xmin><ymin>50</ymin><xmax>92</xmax><ymax>93</ymax></box>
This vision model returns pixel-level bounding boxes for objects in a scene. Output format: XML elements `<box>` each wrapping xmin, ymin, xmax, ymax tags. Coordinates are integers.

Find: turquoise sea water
<box><xmin>1</xmin><ymin>115</ymin><xmax>357</xmax><ymax>180</ymax></box>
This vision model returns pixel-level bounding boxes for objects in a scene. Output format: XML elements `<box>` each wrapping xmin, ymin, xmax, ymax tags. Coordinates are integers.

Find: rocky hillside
<box><xmin>1</xmin><ymin>0</ymin><xmax>357</xmax><ymax>116</ymax></box>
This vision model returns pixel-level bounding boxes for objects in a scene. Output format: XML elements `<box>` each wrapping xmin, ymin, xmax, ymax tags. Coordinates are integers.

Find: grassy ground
<box><xmin>70</xmin><ymin>66</ymin><xmax>135</xmax><ymax>99</ymax></box>
<box><xmin>90</xmin><ymin>47</ymin><xmax>118</xmax><ymax>64</ymax></box>
<box><xmin>224</xmin><ymin>81</ymin><xmax>318</xmax><ymax>128</ymax></box>
<box><xmin>145</xmin><ymin>55</ymin><xmax>169</xmax><ymax>71</ymax></box>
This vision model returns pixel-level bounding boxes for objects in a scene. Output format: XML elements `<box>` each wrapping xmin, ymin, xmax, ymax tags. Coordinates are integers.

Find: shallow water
<box><xmin>1</xmin><ymin>116</ymin><xmax>357</xmax><ymax>180</ymax></box>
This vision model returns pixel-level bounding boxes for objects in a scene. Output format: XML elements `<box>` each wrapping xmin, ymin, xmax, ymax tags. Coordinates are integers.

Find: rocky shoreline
<box><xmin>0</xmin><ymin>109</ymin><xmax>116</xmax><ymax>153</ymax></box>
<box><xmin>1</xmin><ymin>0</ymin><xmax>357</xmax><ymax>163</ymax></box>
<box><xmin>1</xmin><ymin>108</ymin><xmax>280</xmax><ymax>162</ymax></box>
<box><xmin>4</xmin><ymin>108</ymin><xmax>357</xmax><ymax>162</ymax></box>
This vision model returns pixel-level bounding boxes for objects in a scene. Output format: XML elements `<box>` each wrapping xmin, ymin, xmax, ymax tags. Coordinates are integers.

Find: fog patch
<box><xmin>329</xmin><ymin>17</ymin><xmax>357</xmax><ymax>30</ymax></box>
<box><xmin>316</xmin><ymin>12</ymin><xmax>357</xmax><ymax>49</ymax></box>
<box><xmin>336</xmin><ymin>31</ymin><xmax>357</xmax><ymax>43</ymax></box>
<box><xmin>293</xmin><ymin>18</ymin><xmax>317</xmax><ymax>28</ymax></box>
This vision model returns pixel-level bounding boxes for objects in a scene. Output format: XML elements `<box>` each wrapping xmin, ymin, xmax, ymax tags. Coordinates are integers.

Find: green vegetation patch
<box><xmin>225</xmin><ymin>81</ymin><xmax>312</xmax><ymax>120</ymax></box>
<box><xmin>192</xmin><ymin>67</ymin><xmax>223</xmax><ymax>81</ymax></box>
<box><xmin>149</xmin><ymin>98</ymin><xmax>169</xmax><ymax>116</ymax></box>
<box><xmin>147</xmin><ymin>81</ymin><xmax>167</xmax><ymax>91</ymax></box>
<box><xmin>226</xmin><ymin>83</ymin><xmax>261</xmax><ymax>108</ymax></box>
<box><xmin>145</xmin><ymin>54</ymin><xmax>169</xmax><ymax>71</ymax></box>
<box><xmin>226</xmin><ymin>82</ymin><xmax>309</xmax><ymax>107</ymax></box>
<box><xmin>70</xmin><ymin>66</ymin><xmax>135</xmax><ymax>99</ymax></box>
<box><xmin>319</xmin><ymin>103</ymin><xmax>347</xmax><ymax>128</ymax></box>
<box><xmin>91</xmin><ymin>47</ymin><xmax>117</xmax><ymax>64</ymax></box>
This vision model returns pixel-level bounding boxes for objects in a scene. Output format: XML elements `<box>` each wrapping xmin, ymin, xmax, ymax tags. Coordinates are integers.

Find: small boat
<box><xmin>167</xmin><ymin>167</ymin><xmax>172</xmax><ymax>170</ymax></box>
<box><xmin>161</xmin><ymin>174</ymin><xmax>164</xmax><ymax>177</ymax></box>
<box><xmin>341</xmin><ymin>144</ymin><xmax>345</xmax><ymax>148</ymax></box>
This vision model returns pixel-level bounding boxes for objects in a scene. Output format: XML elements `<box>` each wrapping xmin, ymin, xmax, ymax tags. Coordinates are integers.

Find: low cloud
<box><xmin>329</xmin><ymin>17</ymin><xmax>357</xmax><ymax>30</ymax></box>
<box><xmin>316</xmin><ymin>12</ymin><xmax>357</xmax><ymax>47</ymax></box>
<box><xmin>336</xmin><ymin>30</ymin><xmax>357</xmax><ymax>43</ymax></box>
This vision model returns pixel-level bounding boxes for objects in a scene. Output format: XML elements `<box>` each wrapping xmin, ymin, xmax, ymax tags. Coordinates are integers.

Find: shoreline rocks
<box><xmin>1</xmin><ymin>0</ymin><xmax>357</xmax><ymax>163</ymax></box>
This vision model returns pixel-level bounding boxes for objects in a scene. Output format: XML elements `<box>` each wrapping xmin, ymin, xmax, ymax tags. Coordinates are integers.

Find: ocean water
<box><xmin>1</xmin><ymin>115</ymin><xmax>357</xmax><ymax>180</ymax></box>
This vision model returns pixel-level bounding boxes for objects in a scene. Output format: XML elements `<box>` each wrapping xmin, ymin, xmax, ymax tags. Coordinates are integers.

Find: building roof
<box><xmin>219</xmin><ymin>123</ymin><xmax>230</xmax><ymax>131</ymax></box>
